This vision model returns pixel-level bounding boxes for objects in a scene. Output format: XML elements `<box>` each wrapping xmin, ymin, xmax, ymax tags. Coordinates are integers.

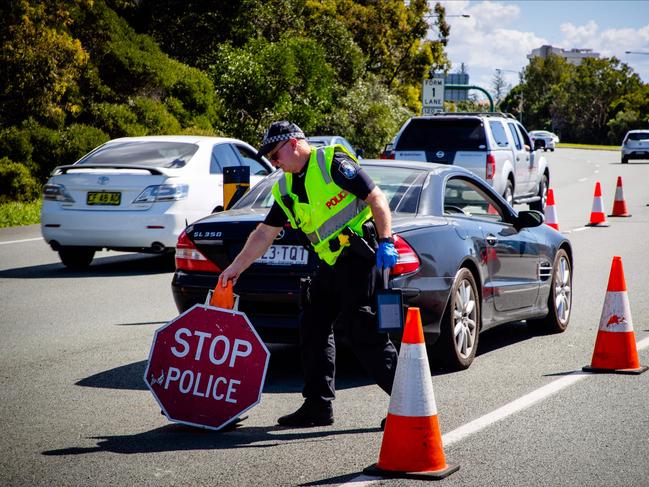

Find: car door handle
<box><xmin>486</xmin><ymin>234</ymin><xmax>498</xmax><ymax>246</ymax></box>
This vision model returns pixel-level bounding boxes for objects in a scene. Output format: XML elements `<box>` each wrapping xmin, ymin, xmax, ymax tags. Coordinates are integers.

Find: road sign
<box><xmin>144</xmin><ymin>304</ymin><xmax>270</xmax><ymax>430</ymax></box>
<box><xmin>422</xmin><ymin>76</ymin><xmax>445</xmax><ymax>115</ymax></box>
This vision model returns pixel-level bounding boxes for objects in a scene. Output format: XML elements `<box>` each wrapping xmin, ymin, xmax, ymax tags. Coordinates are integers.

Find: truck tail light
<box><xmin>390</xmin><ymin>234</ymin><xmax>420</xmax><ymax>276</ymax></box>
<box><xmin>486</xmin><ymin>153</ymin><xmax>496</xmax><ymax>180</ymax></box>
<box><xmin>175</xmin><ymin>230</ymin><xmax>221</xmax><ymax>272</ymax></box>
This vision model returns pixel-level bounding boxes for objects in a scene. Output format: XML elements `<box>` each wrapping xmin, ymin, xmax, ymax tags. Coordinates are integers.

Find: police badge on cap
<box><xmin>257</xmin><ymin>121</ymin><xmax>305</xmax><ymax>158</ymax></box>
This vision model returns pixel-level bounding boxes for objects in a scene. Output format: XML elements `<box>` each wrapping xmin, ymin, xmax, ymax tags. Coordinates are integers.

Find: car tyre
<box><xmin>433</xmin><ymin>268</ymin><xmax>480</xmax><ymax>370</ymax></box>
<box><xmin>503</xmin><ymin>180</ymin><xmax>514</xmax><ymax>207</ymax></box>
<box><xmin>58</xmin><ymin>247</ymin><xmax>95</xmax><ymax>270</ymax></box>
<box><xmin>621</xmin><ymin>156</ymin><xmax>628</xmax><ymax>164</ymax></box>
<box><xmin>529</xmin><ymin>174</ymin><xmax>548</xmax><ymax>212</ymax></box>
<box><xmin>527</xmin><ymin>249</ymin><xmax>572</xmax><ymax>334</ymax></box>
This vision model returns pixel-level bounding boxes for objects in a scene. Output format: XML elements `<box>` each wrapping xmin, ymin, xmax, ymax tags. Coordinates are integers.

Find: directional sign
<box><xmin>144</xmin><ymin>304</ymin><xmax>270</xmax><ymax>430</ymax></box>
<box><xmin>422</xmin><ymin>76</ymin><xmax>445</xmax><ymax>115</ymax></box>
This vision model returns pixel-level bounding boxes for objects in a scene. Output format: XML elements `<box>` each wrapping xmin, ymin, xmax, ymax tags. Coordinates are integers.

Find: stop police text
<box><xmin>163</xmin><ymin>328</ymin><xmax>254</xmax><ymax>404</ymax></box>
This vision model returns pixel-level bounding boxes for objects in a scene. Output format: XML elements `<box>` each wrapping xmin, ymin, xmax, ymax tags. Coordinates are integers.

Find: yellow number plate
<box><xmin>87</xmin><ymin>192</ymin><xmax>121</xmax><ymax>206</ymax></box>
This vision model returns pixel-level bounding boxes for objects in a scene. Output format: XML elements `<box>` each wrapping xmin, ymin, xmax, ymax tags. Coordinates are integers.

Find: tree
<box><xmin>492</xmin><ymin>70</ymin><xmax>510</xmax><ymax>108</ymax></box>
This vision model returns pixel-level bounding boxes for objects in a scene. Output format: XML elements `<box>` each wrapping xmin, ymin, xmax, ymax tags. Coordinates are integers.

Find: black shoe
<box><xmin>277</xmin><ymin>401</ymin><xmax>334</xmax><ymax>427</ymax></box>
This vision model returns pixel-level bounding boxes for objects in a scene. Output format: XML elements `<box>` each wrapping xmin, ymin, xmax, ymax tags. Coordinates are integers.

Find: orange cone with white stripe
<box><xmin>544</xmin><ymin>187</ymin><xmax>559</xmax><ymax>230</ymax></box>
<box><xmin>586</xmin><ymin>181</ymin><xmax>609</xmax><ymax>227</ymax></box>
<box><xmin>609</xmin><ymin>176</ymin><xmax>631</xmax><ymax>217</ymax></box>
<box><xmin>364</xmin><ymin>307</ymin><xmax>459</xmax><ymax>480</ymax></box>
<box><xmin>583</xmin><ymin>256</ymin><xmax>647</xmax><ymax>374</ymax></box>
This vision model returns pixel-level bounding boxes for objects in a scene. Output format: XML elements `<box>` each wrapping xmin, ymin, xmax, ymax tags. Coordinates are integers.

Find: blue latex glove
<box><xmin>376</xmin><ymin>241</ymin><xmax>398</xmax><ymax>269</ymax></box>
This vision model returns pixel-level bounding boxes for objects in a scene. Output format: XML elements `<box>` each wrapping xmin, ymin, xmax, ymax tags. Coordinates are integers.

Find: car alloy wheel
<box><xmin>528</xmin><ymin>249</ymin><xmax>571</xmax><ymax>333</ymax></box>
<box><xmin>434</xmin><ymin>267</ymin><xmax>480</xmax><ymax>370</ymax></box>
<box><xmin>530</xmin><ymin>174</ymin><xmax>548</xmax><ymax>212</ymax></box>
<box><xmin>503</xmin><ymin>180</ymin><xmax>514</xmax><ymax>206</ymax></box>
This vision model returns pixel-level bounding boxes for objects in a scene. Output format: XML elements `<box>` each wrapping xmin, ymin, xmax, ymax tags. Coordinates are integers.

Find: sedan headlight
<box><xmin>133</xmin><ymin>184</ymin><xmax>189</xmax><ymax>203</ymax></box>
<box><xmin>43</xmin><ymin>183</ymin><xmax>75</xmax><ymax>202</ymax></box>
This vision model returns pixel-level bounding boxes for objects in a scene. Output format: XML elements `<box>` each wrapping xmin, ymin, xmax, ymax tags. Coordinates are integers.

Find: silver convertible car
<box><xmin>171</xmin><ymin>160</ymin><xmax>573</xmax><ymax>370</ymax></box>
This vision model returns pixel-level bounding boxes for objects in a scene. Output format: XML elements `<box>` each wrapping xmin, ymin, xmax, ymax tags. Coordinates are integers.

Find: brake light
<box><xmin>380</xmin><ymin>152</ymin><xmax>395</xmax><ymax>160</ymax></box>
<box><xmin>390</xmin><ymin>234</ymin><xmax>420</xmax><ymax>276</ymax></box>
<box><xmin>486</xmin><ymin>154</ymin><xmax>496</xmax><ymax>180</ymax></box>
<box><xmin>175</xmin><ymin>230</ymin><xmax>221</xmax><ymax>272</ymax></box>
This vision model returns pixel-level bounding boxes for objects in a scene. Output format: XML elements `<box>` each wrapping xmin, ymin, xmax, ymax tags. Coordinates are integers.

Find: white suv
<box><xmin>386</xmin><ymin>113</ymin><xmax>549</xmax><ymax>211</ymax></box>
<box><xmin>621</xmin><ymin>130</ymin><xmax>649</xmax><ymax>163</ymax></box>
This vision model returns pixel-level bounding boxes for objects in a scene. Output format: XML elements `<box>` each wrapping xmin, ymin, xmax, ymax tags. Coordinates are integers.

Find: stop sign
<box><xmin>144</xmin><ymin>304</ymin><xmax>270</xmax><ymax>430</ymax></box>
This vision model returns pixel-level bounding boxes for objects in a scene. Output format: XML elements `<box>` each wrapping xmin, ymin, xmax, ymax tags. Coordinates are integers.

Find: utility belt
<box><xmin>328</xmin><ymin>221</ymin><xmax>377</xmax><ymax>261</ymax></box>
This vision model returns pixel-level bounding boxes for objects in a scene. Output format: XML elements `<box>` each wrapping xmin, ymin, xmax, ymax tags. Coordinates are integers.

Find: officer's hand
<box><xmin>376</xmin><ymin>241</ymin><xmax>398</xmax><ymax>269</ymax></box>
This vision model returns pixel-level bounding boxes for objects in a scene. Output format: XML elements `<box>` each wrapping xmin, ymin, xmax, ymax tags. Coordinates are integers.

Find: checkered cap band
<box><xmin>262</xmin><ymin>131</ymin><xmax>305</xmax><ymax>146</ymax></box>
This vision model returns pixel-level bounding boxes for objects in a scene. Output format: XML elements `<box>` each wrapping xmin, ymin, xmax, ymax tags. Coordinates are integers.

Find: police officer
<box><xmin>218</xmin><ymin>121</ymin><xmax>399</xmax><ymax>427</ymax></box>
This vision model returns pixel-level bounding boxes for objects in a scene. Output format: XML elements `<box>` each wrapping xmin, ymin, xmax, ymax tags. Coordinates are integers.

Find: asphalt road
<box><xmin>1</xmin><ymin>148</ymin><xmax>648</xmax><ymax>486</ymax></box>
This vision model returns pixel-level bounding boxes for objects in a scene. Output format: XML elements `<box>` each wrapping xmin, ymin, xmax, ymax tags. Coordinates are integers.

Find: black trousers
<box><xmin>299</xmin><ymin>252</ymin><xmax>398</xmax><ymax>404</ymax></box>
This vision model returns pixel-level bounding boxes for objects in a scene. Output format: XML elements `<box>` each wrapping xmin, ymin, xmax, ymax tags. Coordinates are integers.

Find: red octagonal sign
<box><xmin>144</xmin><ymin>304</ymin><xmax>270</xmax><ymax>430</ymax></box>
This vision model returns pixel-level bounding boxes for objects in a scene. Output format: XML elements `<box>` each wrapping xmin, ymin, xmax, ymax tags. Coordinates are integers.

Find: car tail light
<box><xmin>486</xmin><ymin>153</ymin><xmax>496</xmax><ymax>180</ymax></box>
<box><xmin>43</xmin><ymin>183</ymin><xmax>75</xmax><ymax>202</ymax></box>
<box><xmin>380</xmin><ymin>152</ymin><xmax>395</xmax><ymax>160</ymax></box>
<box><xmin>175</xmin><ymin>230</ymin><xmax>221</xmax><ymax>272</ymax></box>
<box><xmin>390</xmin><ymin>234</ymin><xmax>420</xmax><ymax>276</ymax></box>
<box><xmin>133</xmin><ymin>184</ymin><xmax>188</xmax><ymax>203</ymax></box>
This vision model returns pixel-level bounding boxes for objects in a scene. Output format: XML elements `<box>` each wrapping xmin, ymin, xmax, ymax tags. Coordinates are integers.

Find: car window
<box><xmin>489</xmin><ymin>121</ymin><xmax>509</xmax><ymax>148</ymax></box>
<box><xmin>77</xmin><ymin>141</ymin><xmax>198</xmax><ymax>168</ymax></box>
<box><xmin>627</xmin><ymin>132</ymin><xmax>649</xmax><ymax>141</ymax></box>
<box><xmin>210</xmin><ymin>143</ymin><xmax>241</xmax><ymax>174</ymax></box>
<box><xmin>507</xmin><ymin>123</ymin><xmax>522</xmax><ymax>150</ymax></box>
<box><xmin>396</xmin><ymin>118</ymin><xmax>487</xmax><ymax>151</ymax></box>
<box><xmin>516</xmin><ymin>124</ymin><xmax>532</xmax><ymax>148</ymax></box>
<box><xmin>233</xmin><ymin>145</ymin><xmax>271</xmax><ymax>176</ymax></box>
<box><xmin>444</xmin><ymin>177</ymin><xmax>504</xmax><ymax>222</ymax></box>
<box><xmin>232</xmin><ymin>165</ymin><xmax>426</xmax><ymax>214</ymax></box>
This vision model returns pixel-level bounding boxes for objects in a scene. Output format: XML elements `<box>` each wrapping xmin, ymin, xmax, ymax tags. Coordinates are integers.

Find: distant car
<box><xmin>306</xmin><ymin>135</ymin><xmax>362</xmax><ymax>158</ymax></box>
<box><xmin>529</xmin><ymin>131</ymin><xmax>558</xmax><ymax>152</ymax></box>
<box><xmin>171</xmin><ymin>159</ymin><xmax>573</xmax><ymax>370</ymax></box>
<box><xmin>40</xmin><ymin>135</ymin><xmax>274</xmax><ymax>269</ymax></box>
<box><xmin>385</xmin><ymin>112</ymin><xmax>549</xmax><ymax>211</ymax></box>
<box><xmin>621</xmin><ymin>130</ymin><xmax>649</xmax><ymax>163</ymax></box>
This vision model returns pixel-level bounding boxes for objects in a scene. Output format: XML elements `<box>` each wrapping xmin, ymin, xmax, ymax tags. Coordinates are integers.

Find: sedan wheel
<box><xmin>434</xmin><ymin>268</ymin><xmax>480</xmax><ymax>370</ymax></box>
<box><xmin>528</xmin><ymin>249</ymin><xmax>572</xmax><ymax>333</ymax></box>
<box><xmin>58</xmin><ymin>246</ymin><xmax>95</xmax><ymax>270</ymax></box>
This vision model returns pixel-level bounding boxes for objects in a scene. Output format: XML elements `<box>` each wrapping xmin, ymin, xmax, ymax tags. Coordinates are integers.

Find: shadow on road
<box><xmin>476</xmin><ymin>320</ymin><xmax>538</xmax><ymax>357</ymax></box>
<box><xmin>41</xmin><ymin>423</ymin><xmax>378</xmax><ymax>457</ymax></box>
<box><xmin>75</xmin><ymin>344</ymin><xmax>373</xmax><ymax>393</ymax></box>
<box><xmin>0</xmin><ymin>253</ymin><xmax>174</xmax><ymax>279</ymax></box>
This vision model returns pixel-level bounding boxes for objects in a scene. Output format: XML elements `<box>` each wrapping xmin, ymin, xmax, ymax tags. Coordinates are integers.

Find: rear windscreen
<box><xmin>395</xmin><ymin>118</ymin><xmax>487</xmax><ymax>151</ymax></box>
<box><xmin>234</xmin><ymin>165</ymin><xmax>426</xmax><ymax>214</ymax></box>
<box><xmin>628</xmin><ymin>132</ymin><xmax>649</xmax><ymax>141</ymax></box>
<box><xmin>76</xmin><ymin>141</ymin><xmax>199</xmax><ymax>168</ymax></box>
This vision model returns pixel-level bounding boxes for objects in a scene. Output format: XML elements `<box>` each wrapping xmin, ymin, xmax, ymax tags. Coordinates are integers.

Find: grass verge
<box><xmin>557</xmin><ymin>143</ymin><xmax>619</xmax><ymax>151</ymax></box>
<box><xmin>0</xmin><ymin>200</ymin><xmax>41</xmax><ymax>228</ymax></box>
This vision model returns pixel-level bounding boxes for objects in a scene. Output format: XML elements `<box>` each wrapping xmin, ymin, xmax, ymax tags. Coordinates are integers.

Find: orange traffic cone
<box><xmin>210</xmin><ymin>277</ymin><xmax>234</xmax><ymax>309</ymax></box>
<box><xmin>364</xmin><ymin>308</ymin><xmax>459</xmax><ymax>480</ymax></box>
<box><xmin>583</xmin><ymin>256</ymin><xmax>647</xmax><ymax>374</ymax></box>
<box><xmin>544</xmin><ymin>187</ymin><xmax>559</xmax><ymax>230</ymax></box>
<box><xmin>586</xmin><ymin>181</ymin><xmax>609</xmax><ymax>227</ymax></box>
<box><xmin>609</xmin><ymin>176</ymin><xmax>631</xmax><ymax>217</ymax></box>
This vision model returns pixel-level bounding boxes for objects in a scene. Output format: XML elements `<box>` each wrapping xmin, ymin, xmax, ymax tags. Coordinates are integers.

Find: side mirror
<box><xmin>514</xmin><ymin>210</ymin><xmax>544</xmax><ymax>230</ymax></box>
<box><xmin>534</xmin><ymin>139</ymin><xmax>545</xmax><ymax>150</ymax></box>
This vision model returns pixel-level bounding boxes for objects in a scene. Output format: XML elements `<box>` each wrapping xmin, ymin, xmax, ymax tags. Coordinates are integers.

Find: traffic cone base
<box><xmin>364</xmin><ymin>461</ymin><xmax>460</xmax><ymax>481</ymax></box>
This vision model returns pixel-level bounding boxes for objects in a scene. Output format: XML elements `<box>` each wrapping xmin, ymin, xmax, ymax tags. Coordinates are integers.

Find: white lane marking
<box><xmin>343</xmin><ymin>336</ymin><xmax>649</xmax><ymax>485</ymax></box>
<box><xmin>572</xmin><ymin>227</ymin><xmax>589</xmax><ymax>232</ymax></box>
<box><xmin>578</xmin><ymin>177</ymin><xmax>589</xmax><ymax>182</ymax></box>
<box><xmin>0</xmin><ymin>237</ymin><xmax>43</xmax><ymax>245</ymax></box>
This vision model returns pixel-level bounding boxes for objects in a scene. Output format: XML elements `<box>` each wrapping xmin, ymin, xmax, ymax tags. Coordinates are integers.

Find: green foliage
<box><xmin>59</xmin><ymin>124</ymin><xmax>110</xmax><ymax>166</ymax></box>
<box><xmin>323</xmin><ymin>76</ymin><xmax>412</xmax><ymax>157</ymax></box>
<box><xmin>0</xmin><ymin>158</ymin><xmax>41</xmax><ymax>203</ymax></box>
<box><xmin>0</xmin><ymin>200</ymin><xmax>42</xmax><ymax>228</ymax></box>
<box><xmin>90</xmin><ymin>102</ymin><xmax>145</xmax><ymax>137</ymax></box>
<box><xmin>130</xmin><ymin>97</ymin><xmax>182</xmax><ymax>134</ymax></box>
<box><xmin>607</xmin><ymin>84</ymin><xmax>649</xmax><ymax>142</ymax></box>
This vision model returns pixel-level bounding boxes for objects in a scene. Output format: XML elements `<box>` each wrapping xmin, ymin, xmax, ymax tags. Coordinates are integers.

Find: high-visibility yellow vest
<box><xmin>271</xmin><ymin>145</ymin><xmax>372</xmax><ymax>265</ymax></box>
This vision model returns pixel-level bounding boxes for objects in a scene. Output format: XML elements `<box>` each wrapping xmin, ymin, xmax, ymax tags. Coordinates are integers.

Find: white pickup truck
<box><xmin>384</xmin><ymin>112</ymin><xmax>549</xmax><ymax>211</ymax></box>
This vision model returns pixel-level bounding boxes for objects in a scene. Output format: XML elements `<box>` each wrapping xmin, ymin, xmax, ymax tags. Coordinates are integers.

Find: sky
<box><xmin>434</xmin><ymin>0</ymin><xmax>649</xmax><ymax>98</ymax></box>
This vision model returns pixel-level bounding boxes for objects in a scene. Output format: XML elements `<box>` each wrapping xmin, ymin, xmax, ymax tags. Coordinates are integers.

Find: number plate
<box><xmin>87</xmin><ymin>192</ymin><xmax>121</xmax><ymax>206</ymax></box>
<box><xmin>256</xmin><ymin>245</ymin><xmax>308</xmax><ymax>265</ymax></box>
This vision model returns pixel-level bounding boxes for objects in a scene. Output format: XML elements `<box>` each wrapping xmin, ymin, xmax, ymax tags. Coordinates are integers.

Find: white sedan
<box><xmin>41</xmin><ymin>135</ymin><xmax>273</xmax><ymax>269</ymax></box>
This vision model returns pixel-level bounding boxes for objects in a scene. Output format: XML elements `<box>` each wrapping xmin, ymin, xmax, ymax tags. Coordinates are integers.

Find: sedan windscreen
<box><xmin>396</xmin><ymin>119</ymin><xmax>487</xmax><ymax>151</ymax></box>
<box><xmin>232</xmin><ymin>165</ymin><xmax>426</xmax><ymax>214</ymax></box>
<box><xmin>76</xmin><ymin>141</ymin><xmax>199</xmax><ymax>168</ymax></box>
